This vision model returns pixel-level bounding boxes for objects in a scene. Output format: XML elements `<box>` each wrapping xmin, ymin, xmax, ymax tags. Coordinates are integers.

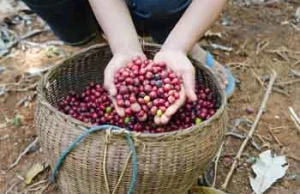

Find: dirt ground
<box><xmin>0</xmin><ymin>1</ymin><xmax>300</xmax><ymax>194</ymax></box>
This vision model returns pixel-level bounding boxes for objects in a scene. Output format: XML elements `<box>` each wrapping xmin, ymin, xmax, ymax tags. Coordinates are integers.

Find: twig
<box><xmin>226</xmin><ymin>59</ymin><xmax>250</xmax><ymax>69</ymax></box>
<box><xmin>250</xmin><ymin>140</ymin><xmax>261</xmax><ymax>151</ymax></box>
<box><xmin>4</xmin><ymin>29</ymin><xmax>49</xmax><ymax>51</ymax></box>
<box><xmin>226</xmin><ymin>132</ymin><xmax>261</xmax><ymax>151</ymax></box>
<box><xmin>221</xmin><ymin>153</ymin><xmax>248</xmax><ymax>157</ymax></box>
<box><xmin>226</xmin><ymin>132</ymin><xmax>245</xmax><ymax>139</ymax></box>
<box><xmin>287</xmin><ymin>154</ymin><xmax>300</xmax><ymax>163</ymax></box>
<box><xmin>222</xmin><ymin>71</ymin><xmax>277</xmax><ymax>189</ymax></box>
<box><xmin>26</xmin><ymin>179</ymin><xmax>48</xmax><ymax>189</ymax></box>
<box><xmin>254</xmin><ymin>133</ymin><xmax>269</xmax><ymax>144</ymax></box>
<box><xmin>212</xmin><ymin>142</ymin><xmax>224</xmax><ymax>187</ymax></box>
<box><xmin>256</xmin><ymin>39</ymin><xmax>271</xmax><ymax>55</ymax></box>
<box><xmin>38</xmin><ymin>183</ymin><xmax>50</xmax><ymax>194</ymax></box>
<box><xmin>268</xmin><ymin>127</ymin><xmax>283</xmax><ymax>146</ymax></box>
<box><xmin>21</xmin><ymin>40</ymin><xmax>64</xmax><ymax>49</ymax></box>
<box><xmin>251</xmin><ymin>68</ymin><xmax>264</xmax><ymax>86</ymax></box>
<box><xmin>272</xmin><ymin>87</ymin><xmax>290</xmax><ymax>97</ymax></box>
<box><xmin>6</xmin><ymin>82</ymin><xmax>38</xmax><ymax>92</ymax></box>
<box><xmin>275</xmin><ymin>79</ymin><xmax>300</xmax><ymax>87</ymax></box>
<box><xmin>9</xmin><ymin>138</ymin><xmax>39</xmax><ymax>169</ymax></box>
<box><xmin>289</xmin><ymin>107</ymin><xmax>300</xmax><ymax>134</ymax></box>
<box><xmin>5</xmin><ymin>182</ymin><xmax>18</xmax><ymax>194</ymax></box>
<box><xmin>291</xmin><ymin>60</ymin><xmax>300</xmax><ymax>67</ymax></box>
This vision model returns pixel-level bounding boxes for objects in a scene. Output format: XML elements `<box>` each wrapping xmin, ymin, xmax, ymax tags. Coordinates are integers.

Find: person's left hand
<box><xmin>153</xmin><ymin>49</ymin><xmax>197</xmax><ymax>125</ymax></box>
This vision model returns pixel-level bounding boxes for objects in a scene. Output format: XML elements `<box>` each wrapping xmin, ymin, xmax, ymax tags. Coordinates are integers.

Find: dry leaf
<box><xmin>24</xmin><ymin>163</ymin><xmax>45</xmax><ymax>184</ymax></box>
<box><xmin>250</xmin><ymin>150</ymin><xmax>288</xmax><ymax>194</ymax></box>
<box><xmin>190</xmin><ymin>186</ymin><xmax>228</xmax><ymax>194</ymax></box>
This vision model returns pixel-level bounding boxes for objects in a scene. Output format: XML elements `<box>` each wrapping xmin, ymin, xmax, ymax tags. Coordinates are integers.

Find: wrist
<box><xmin>110</xmin><ymin>37</ymin><xmax>142</xmax><ymax>56</ymax></box>
<box><xmin>161</xmin><ymin>41</ymin><xmax>189</xmax><ymax>55</ymax></box>
<box><xmin>114</xmin><ymin>45</ymin><xmax>143</xmax><ymax>55</ymax></box>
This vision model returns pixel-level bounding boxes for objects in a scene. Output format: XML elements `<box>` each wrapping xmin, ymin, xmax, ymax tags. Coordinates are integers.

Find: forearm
<box><xmin>88</xmin><ymin>0</ymin><xmax>142</xmax><ymax>54</ymax></box>
<box><xmin>162</xmin><ymin>0</ymin><xmax>227</xmax><ymax>53</ymax></box>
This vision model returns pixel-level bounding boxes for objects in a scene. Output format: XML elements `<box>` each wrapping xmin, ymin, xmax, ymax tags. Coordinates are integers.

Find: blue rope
<box><xmin>50</xmin><ymin>125</ymin><xmax>138</xmax><ymax>194</ymax></box>
<box><xmin>206</xmin><ymin>51</ymin><xmax>215</xmax><ymax>68</ymax></box>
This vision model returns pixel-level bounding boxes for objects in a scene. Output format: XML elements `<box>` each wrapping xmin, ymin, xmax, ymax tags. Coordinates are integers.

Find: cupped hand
<box><xmin>104</xmin><ymin>52</ymin><xmax>145</xmax><ymax>117</ymax></box>
<box><xmin>154</xmin><ymin>49</ymin><xmax>197</xmax><ymax>124</ymax></box>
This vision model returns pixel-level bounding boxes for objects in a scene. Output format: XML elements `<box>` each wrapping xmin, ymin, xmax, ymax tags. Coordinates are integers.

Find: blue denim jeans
<box><xmin>21</xmin><ymin>0</ymin><xmax>191</xmax><ymax>45</ymax></box>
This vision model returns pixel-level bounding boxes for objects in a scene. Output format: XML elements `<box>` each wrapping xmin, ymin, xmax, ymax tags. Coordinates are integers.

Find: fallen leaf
<box><xmin>0</xmin><ymin>66</ymin><xmax>6</xmax><ymax>74</ymax></box>
<box><xmin>24</xmin><ymin>163</ymin><xmax>45</xmax><ymax>184</ymax></box>
<box><xmin>250</xmin><ymin>150</ymin><xmax>288</xmax><ymax>194</ymax></box>
<box><xmin>295</xmin><ymin>7</ymin><xmax>300</xmax><ymax>20</ymax></box>
<box><xmin>210</xmin><ymin>43</ymin><xmax>233</xmax><ymax>52</ymax></box>
<box><xmin>11</xmin><ymin>114</ymin><xmax>23</xmax><ymax>128</ymax></box>
<box><xmin>190</xmin><ymin>186</ymin><xmax>228</xmax><ymax>194</ymax></box>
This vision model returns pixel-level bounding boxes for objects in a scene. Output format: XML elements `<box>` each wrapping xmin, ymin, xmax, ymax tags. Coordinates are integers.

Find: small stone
<box><xmin>0</xmin><ymin>66</ymin><xmax>6</xmax><ymax>74</ymax></box>
<box><xmin>274</xmin><ymin>115</ymin><xmax>280</xmax><ymax>119</ymax></box>
<box><xmin>245</xmin><ymin>107</ymin><xmax>255</xmax><ymax>114</ymax></box>
<box><xmin>223</xmin><ymin>156</ymin><xmax>232</xmax><ymax>167</ymax></box>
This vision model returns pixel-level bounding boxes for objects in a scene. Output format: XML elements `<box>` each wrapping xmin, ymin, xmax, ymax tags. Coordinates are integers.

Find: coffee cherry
<box><xmin>58</xmin><ymin>57</ymin><xmax>218</xmax><ymax>134</ymax></box>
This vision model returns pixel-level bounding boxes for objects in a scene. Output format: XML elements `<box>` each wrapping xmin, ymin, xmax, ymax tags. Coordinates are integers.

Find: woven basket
<box><xmin>35</xmin><ymin>43</ymin><xmax>227</xmax><ymax>194</ymax></box>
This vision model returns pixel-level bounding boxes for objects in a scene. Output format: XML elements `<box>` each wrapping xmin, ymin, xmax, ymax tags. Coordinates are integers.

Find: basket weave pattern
<box><xmin>35</xmin><ymin>43</ymin><xmax>227</xmax><ymax>194</ymax></box>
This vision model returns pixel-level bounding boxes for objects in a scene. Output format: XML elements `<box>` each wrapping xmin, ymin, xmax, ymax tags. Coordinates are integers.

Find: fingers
<box><xmin>153</xmin><ymin>52</ymin><xmax>164</xmax><ymax>63</ymax></box>
<box><xmin>164</xmin><ymin>87</ymin><xmax>186</xmax><ymax>117</ymax></box>
<box><xmin>182</xmin><ymin>68</ymin><xmax>197</xmax><ymax>101</ymax></box>
<box><xmin>155</xmin><ymin>88</ymin><xmax>186</xmax><ymax>125</ymax></box>
<box><xmin>104</xmin><ymin>63</ymin><xmax>117</xmax><ymax>96</ymax></box>
<box><xmin>111</xmin><ymin>96</ymin><xmax>125</xmax><ymax>117</ymax></box>
<box><xmin>160</xmin><ymin>115</ymin><xmax>170</xmax><ymax>125</ymax></box>
<box><xmin>154</xmin><ymin>115</ymin><xmax>162</xmax><ymax>125</ymax></box>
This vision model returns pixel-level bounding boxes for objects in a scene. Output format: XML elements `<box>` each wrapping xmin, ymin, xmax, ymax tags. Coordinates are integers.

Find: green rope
<box><xmin>50</xmin><ymin>125</ymin><xmax>138</xmax><ymax>194</ymax></box>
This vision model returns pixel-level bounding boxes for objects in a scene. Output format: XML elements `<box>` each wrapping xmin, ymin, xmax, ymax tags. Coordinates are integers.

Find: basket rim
<box><xmin>38</xmin><ymin>42</ymin><xmax>227</xmax><ymax>138</ymax></box>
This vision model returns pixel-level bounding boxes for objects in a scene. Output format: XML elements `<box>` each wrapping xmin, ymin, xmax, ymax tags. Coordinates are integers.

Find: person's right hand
<box><xmin>104</xmin><ymin>52</ymin><xmax>146</xmax><ymax>117</ymax></box>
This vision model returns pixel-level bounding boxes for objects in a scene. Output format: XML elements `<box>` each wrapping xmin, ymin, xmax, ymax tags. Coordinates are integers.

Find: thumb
<box><xmin>110</xmin><ymin>96</ymin><xmax>125</xmax><ymax>117</ymax></box>
<box><xmin>104</xmin><ymin>66</ymin><xmax>117</xmax><ymax>96</ymax></box>
<box><xmin>182</xmin><ymin>69</ymin><xmax>197</xmax><ymax>101</ymax></box>
<box><xmin>153</xmin><ymin>52</ymin><xmax>164</xmax><ymax>63</ymax></box>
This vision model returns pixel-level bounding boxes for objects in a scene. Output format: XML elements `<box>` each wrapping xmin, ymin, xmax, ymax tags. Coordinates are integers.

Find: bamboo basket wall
<box><xmin>35</xmin><ymin>43</ymin><xmax>227</xmax><ymax>194</ymax></box>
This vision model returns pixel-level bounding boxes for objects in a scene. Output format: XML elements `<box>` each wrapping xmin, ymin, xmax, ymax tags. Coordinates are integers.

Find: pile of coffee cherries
<box><xmin>114</xmin><ymin>57</ymin><xmax>182</xmax><ymax>121</ymax></box>
<box><xmin>58</xmin><ymin>57</ymin><xmax>218</xmax><ymax>133</ymax></box>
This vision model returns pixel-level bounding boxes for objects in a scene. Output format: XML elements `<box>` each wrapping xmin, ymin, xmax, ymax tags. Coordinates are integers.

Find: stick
<box><xmin>251</xmin><ymin>68</ymin><xmax>264</xmax><ymax>87</ymax></box>
<box><xmin>5</xmin><ymin>29</ymin><xmax>49</xmax><ymax>50</ymax></box>
<box><xmin>275</xmin><ymin>79</ymin><xmax>300</xmax><ymax>87</ymax></box>
<box><xmin>212</xmin><ymin>142</ymin><xmax>224</xmax><ymax>187</ymax></box>
<box><xmin>268</xmin><ymin>127</ymin><xmax>283</xmax><ymax>146</ymax></box>
<box><xmin>9</xmin><ymin>138</ymin><xmax>38</xmax><ymax>169</ymax></box>
<box><xmin>222</xmin><ymin>71</ymin><xmax>277</xmax><ymax>189</ymax></box>
<box><xmin>292</xmin><ymin>60</ymin><xmax>300</xmax><ymax>67</ymax></box>
<box><xmin>287</xmin><ymin>154</ymin><xmax>300</xmax><ymax>163</ymax></box>
<box><xmin>289</xmin><ymin>107</ymin><xmax>300</xmax><ymax>134</ymax></box>
<box><xmin>5</xmin><ymin>182</ymin><xmax>18</xmax><ymax>194</ymax></box>
<box><xmin>272</xmin><ymin>87</ymin><xmax>290</xmax><ymax>97</ymax></box>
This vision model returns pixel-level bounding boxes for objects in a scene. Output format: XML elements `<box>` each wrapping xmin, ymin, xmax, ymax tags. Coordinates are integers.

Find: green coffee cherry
<box><xmin>105</xmin><ymin>106</ymin><xmax>112</xmax><ymax>113</ymax></box>
<box><xmin>156</xmin><ymin>109</ymin><xmax>163</xmax><ymax>117</ymax></box>
<box><xmin>124</xmin><ymin>117</ymin><xmax>130</xmax><ymax>124</ymax></box>
<box><xmin>195</xmin><ymin>118</ymin><xmax>202</xmax><ymax>125</ymax></box>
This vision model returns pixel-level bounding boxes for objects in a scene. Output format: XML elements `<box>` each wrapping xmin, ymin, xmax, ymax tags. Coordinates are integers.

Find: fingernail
<box><xmin>154</xmin><ymin>116</ymin><xmax>161</xmax><ymax>125</ymax></box>
<box><xmin>161</xmin><ymin>115</ymin><xmax>169</xmax><ymax>124</ymax></box>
